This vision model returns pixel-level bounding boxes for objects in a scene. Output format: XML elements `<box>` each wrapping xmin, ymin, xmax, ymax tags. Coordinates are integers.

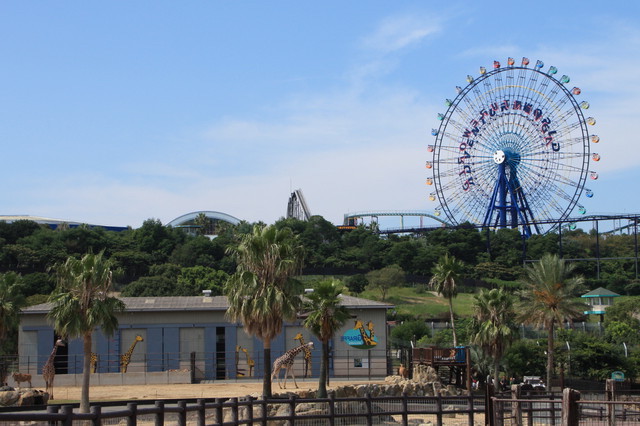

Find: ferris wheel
<box><xmin>427</xmin><ymin>57</ymin><xmax>600</xmax><ymax>236</ymax></box>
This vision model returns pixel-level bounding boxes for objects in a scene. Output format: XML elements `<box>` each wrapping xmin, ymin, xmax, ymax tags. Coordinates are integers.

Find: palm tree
<box><xmin>48</xmin><ymin>251</ymin><xmax>125</xmax><ymax>413</ymax></box>
<box><xmin>0</xmin><ymin>272</ymin><xmax>25</xmax><ymax>345</ymax></box>
<box><xmin>518</xmin><ymin>253</ymin><xmax>586</xmax><ymax>390</ymax></box>
<box><xmin>0</xmin><ymin>272</ymin><xmax>25</xmax><ymax>385</ymax></box>
<box><xmin>429</xmin><ymin>254</ymin><xmax>464</xmax><ymax>346</ymax></box>
<box><xmin>224</xmin><ymin>224</ymin><xmax>304</xmax><ymax>398</ymax></box>
<box><xmin>471</xmin><ymin>288</ymin><xmax>518</xmax><ymax>391</ymax></box>
<box><xmin>302</xmin><ymin>279</ymin><xmax>351</xmax><ymax>397</ymax></box>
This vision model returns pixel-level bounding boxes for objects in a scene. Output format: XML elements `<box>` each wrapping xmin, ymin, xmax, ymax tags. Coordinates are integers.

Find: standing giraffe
<box><xmin>293</xmin><ymin>333</ymin><xmax>312</xmax><ymax>378</ymax></box>
<box><xmin>90</xmin><ymin>352</ymin><xmax>99</xmax><ymax>373</ymax></box>
<box><xmin>120</xmin><ymin>335</ymin><xmax>144</xmax><ymax>373</ymax></box>
<box><xmin>42</xmin><ymin>339</ymin><xmax>65</xmax><ymax>400</ymax></box>
<box><xmin>271</xmin><ymin>342</ymin><xmax>314</xmax><ymax>389</ymax></box>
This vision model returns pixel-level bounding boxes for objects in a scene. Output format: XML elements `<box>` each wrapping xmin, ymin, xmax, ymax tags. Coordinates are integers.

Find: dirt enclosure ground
<box><xmin>53</xmin><ymin>379</ymin><xmax>382</xmax><ymax>402</ymax></box>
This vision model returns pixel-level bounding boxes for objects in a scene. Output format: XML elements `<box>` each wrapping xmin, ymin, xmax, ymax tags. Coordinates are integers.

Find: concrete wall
<box><xmin>19</xmin><ymin>302</ymin><xmax>391</xmax><ymax>381</ymax></box>
<box><xmin>11</xmin><ymin>371</ymin><xmax>192</xmax><ymax>389</ymax></box>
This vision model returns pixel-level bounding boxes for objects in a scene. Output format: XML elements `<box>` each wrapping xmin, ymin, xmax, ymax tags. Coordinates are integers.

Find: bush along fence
<box><xmin>0</xmin><ymin>392</ymin><xmax>486</xmax><ymax>426</ymax></box>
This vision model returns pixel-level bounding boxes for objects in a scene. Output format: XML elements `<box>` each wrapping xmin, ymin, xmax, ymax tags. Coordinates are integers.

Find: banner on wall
<box><xmin>342</xmin><ymin>319</ymin><xmax>379</xmax><ymax>350</ymax></box>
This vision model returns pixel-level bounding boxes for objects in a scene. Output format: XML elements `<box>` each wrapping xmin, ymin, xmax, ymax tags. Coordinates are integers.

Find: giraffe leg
<box><xmin>282</xmin><ymin>366</ymin><xmax>289</xmax><ymax>389</ymax></box>
<box><xmin>272</xmin><ymin>367</ymin><xmax>282</xmax><ymax>389</ymax></box>
<box><xmin>290</xmin><ymin>366</ymin><xmax>299</xmax><ymax>388</ymax></box>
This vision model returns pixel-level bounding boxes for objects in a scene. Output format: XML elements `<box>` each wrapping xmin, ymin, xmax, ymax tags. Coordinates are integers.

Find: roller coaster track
<box><xmin>287</xmin><ymin>189</ymin><xmax>312</xmax><ymax>221</ymax></box>
<box><xmin>343</xmin><ymin>210</ymin><xmax>450</xmax><ymax>232</ymax></box>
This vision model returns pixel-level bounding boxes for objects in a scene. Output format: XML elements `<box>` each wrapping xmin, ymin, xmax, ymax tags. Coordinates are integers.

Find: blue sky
<box><xmin>1</xmin><ymin>1</ymin><xmax>638</xmax><ymax>228</ymax></box>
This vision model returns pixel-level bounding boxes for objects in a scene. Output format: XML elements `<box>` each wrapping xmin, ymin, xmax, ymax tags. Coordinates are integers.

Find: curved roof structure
<box><xmin>166</xmin><ymin>211</ymin><xmax>242</xmax><ymax>228</ymax></box>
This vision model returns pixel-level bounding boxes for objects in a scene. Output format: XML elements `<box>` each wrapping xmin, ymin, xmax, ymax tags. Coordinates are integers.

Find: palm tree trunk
<box><xmin>493</xmin><ymin>358</ymin><xmax>501</xmax><ymax>393</ymax></box>
<box><xmin>80</xmin><ymin>333</ymin><xmax>92</xmax><ymax>413</ymax></box>
<box><xmin>448</xmin><ymin>297</ymin><xmax>458</xmax><ymax>347</ymax></box>
<box><xmin>318</xmin><ymin>341</ymin><xmax>328</xmax><ymax>398</ymax></box>
<box><xmin>263</xmin><ymin>340</ymin><xmax>272</xmax><ymax>398</ymax></box>
<box><xmin>547</xmin><ymin>320</ymin><xmax>555</xmax><ymax>391</ymax></box>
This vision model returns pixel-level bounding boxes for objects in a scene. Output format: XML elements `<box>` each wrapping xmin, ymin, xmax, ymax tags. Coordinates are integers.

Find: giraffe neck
<box><xmin>47</xmin><ymin>346</ymin><xmax>59</xmax><ymax>365</ymax></box>
<box><xmin>357</xmin><ymin>323</ymin><xmax>374</xmax><ymax>344</ymax></box>
<box><xmin>284</xmin><ymin>344</ymin><xmax>307</xmax><ymax>359</ymax></box>
<box><xmin>126</xmin><ymin>340</ymin><xmax>139</xmax><ymax>357</ymax></box>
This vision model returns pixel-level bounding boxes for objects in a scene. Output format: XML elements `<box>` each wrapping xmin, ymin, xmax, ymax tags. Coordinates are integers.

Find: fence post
<box><xmin>127</xmin><ymin>402</ymin><xmax>137</xmax><ymax>426</ymax></box>
<box><xmin>246</xmin><ymin>396</ymin><xmax>254</xmax><ymax>424</ymax></box>
<box><xmin>154</xmin><ymin>400</ymin><xmax>164</xmax><ymax>426</ymax></box>
<box><xmin>190</xmin><ymin>352</ymin><xmax>196</xmax><ymax>383</ymax></box>
<box><xmin>231</xmin><ymin>397</ymin><xmax>239</xmax><ymax>424</ymax></box>
<box><xmin>329</xmin><ymin>394</ymin><xmax>336</xmax><ymax>426</ymax></box>
<box><xmin>196</xmin><ymin>398</ymin><xmax>206</xmax><ymax>426</ymax></box>
<box><xmin>177</xmin><ymin>400</ymin><xmax>187</xmax><ymax>426</ymax></box>
<box><xmin>365</xmin><ymin>393</ymin><xmax>373</xmax><ymax>426</ymax></box>
<box><xmin>401</xmin><ymin>392</ymin><xmax>408</xmax><ymax>426</ymax></box>
<box><xmin>261</xmin><ymin>397</ymin><xmax>268</xmax><ymax>426</ymax></box>
<box><xmin>606</xmin><ymin>379</ymin><xmax>617</xmax><ymax>426</ymax></box>
<box><xmin>47</xmin><ymin>405</ymin><xmax>59</xmax><ymax>426</ymax></box>
<box><xmin>511</xmin><ymin>384</ymin><xmax>521</xmax><ymax>425</ymax></box>
<box><xmin>562</xmin><ymin>388</ymin><xmax>580</xmax><ymax>426</ymax></box>
<box><xmin>436</xmin><ymin>393</ymin><xmax>443</xmax><ymax>426</ymax></box>
<box><xmin>288</xmin><ymin>394</ymin><xmax>297</xmax><ymax>424</ymax></box>
<box><xmin>61</xmin><ymin>405</ymin><xmax>73</xmax><ymax>426</ymax></box>
<box><xmin>91</xmin><ymin>405</ymin><xmax>101</xmax><ymax>426</ymax></box>
<box><xmin>485</xmin><ymin>378</ymin><xmax>494</xmax><ymax>426</ymax></box>
<box><xmin>467</xmin><ymin>393</ymin><xmax>474</xmax><ymax>426</ymax></box>
<box><xmin>214</xmin><ymin>398</ymin><xmax>223</xmax><ymax>425</ymax></box>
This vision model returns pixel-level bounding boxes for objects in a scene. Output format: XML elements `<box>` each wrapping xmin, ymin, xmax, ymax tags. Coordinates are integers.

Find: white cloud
<box><xmin>361</xmin><ymin>15</ymin><xmax>441</xmax><ymax>53</ymax></box>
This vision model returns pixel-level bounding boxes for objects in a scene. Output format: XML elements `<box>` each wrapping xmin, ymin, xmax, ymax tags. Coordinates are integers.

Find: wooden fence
<box><xmin>0</xmin><ymin>392</ymin><xmax>486</xmax><ymax>425</ymax></box>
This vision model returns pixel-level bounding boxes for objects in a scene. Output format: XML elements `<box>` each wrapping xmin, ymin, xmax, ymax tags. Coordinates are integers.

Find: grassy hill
<box><xmin>358</xmin><ymin>285</ymin><xmax>476</xmax><ymax>319</ymax></box>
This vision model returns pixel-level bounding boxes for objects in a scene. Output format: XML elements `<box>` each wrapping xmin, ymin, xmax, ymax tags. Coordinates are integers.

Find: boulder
<box><xmin>0</xmin><ymin>391</ymin><xmax>20</xmax><ymax>406</ymax></box>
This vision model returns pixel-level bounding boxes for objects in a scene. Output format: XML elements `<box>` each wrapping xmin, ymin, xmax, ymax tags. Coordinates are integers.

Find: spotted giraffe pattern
<box><xmin>90</xmin><ymin>352</ymin><xmax>98</xmax><ymax>373</ymax></box>
<box><xmin>354</xmin><ymin>320</ymin><xmax>377</xmax><ymax>346</ymax></box>
<box><xmin>43</xmin><ymin>339</ymin><xmax>65</xmax><ymax>400</ymax></box>
<box><xmin>271</xmin><ymin>342</ymin><xmax>314</xmax><ymax>389</ymax></box>
<box><xmin>293</xmin><ymin>333</ymin><xmax>312</xmax><ymax>378</ymax></box>
<box><xmin>120</xmin><ymin>335</ymin><xmax>144</xmax><ymax>373</ymax></box>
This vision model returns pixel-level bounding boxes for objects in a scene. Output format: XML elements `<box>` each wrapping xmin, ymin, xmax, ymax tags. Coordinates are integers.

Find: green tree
<box><xmin>518</xmin><ymin>253</ymin><xmax>586</xmax><ymax>388</ymax></box>
<box><xmin>0</xmin><ymin>272</ymin><xmax>25</xmax><ymax>355</ymax></box>
<box><xmin>224</xmin><ymin>225</ymin><xmax>304</xmax><ymax>398</ymax></box>
<box><xmin>345</xmin><ymin>274</ymin><xmax>368</xmax><ymax>294</ymax></box>
<box><xmin>49</xmin><ymin>251</ymin><xmax>125</xmax><ymax>413</ymax></box>
<box><xmin>390</xmin><ymin>320</ymin><xmax>431</xmax><ymax>347</ymax></box>
<box><xmin>502</xmin><ymin>340</ymin><xmax>546</xmax><ymax>381</ymax></box>
<box><xmin>194</xmin><ymin>212</ymin><xmax>213</xmax><ymax>235</ymax></box>
<box><xmin>429</xmin><ymin>254</ymin><xmax>464</xmax><ymax>346</ymax></box>
<box><xmin>366</xmin><ymin>264</ymin><xmax>405</xmax><ymax>301</ymax></box>
<box><xmin>302</xmin><ymin>279</ymin><xmax>351</xmax><ymax>397</ymax></box>
<box><xmin>471</xmin><ymin>288</ymin><xmax>518</xmax><ymax>391</ymax></box>
<box><xmin>176</xmin><ymin>266</ymin><xmax>229</xmax><ymax>296</ymax></box>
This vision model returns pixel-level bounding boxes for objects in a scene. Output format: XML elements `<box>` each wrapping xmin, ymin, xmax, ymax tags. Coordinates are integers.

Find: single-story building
<box><xmin>18</xmin><ymin>294</ymin><xmax>392</xmax><ymax>386</ymax></box>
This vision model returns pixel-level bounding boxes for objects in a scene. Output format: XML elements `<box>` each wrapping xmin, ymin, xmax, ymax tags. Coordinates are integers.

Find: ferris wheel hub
<box><xmin>493</xmin><ymin>150</ymin><xmax>506</xmax><ymax>164</ymax></box>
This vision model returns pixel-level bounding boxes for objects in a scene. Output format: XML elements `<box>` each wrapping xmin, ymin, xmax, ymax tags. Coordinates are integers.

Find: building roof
<box><xmin>581</xmin><ymin>287</ymin><xmax>621</xmax><ymax>298</ymax></box>
<box><xmin>0</xmin><ymin>215</ymin><xmax>128</xmax><ymax>232</ymax></box>
<box><xmin>21</xmin><ymin>294</ymin><xmax>394</xmax><ymax>315</ymax></box>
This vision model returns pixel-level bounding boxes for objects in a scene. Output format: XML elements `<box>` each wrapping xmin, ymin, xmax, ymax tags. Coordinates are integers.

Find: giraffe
<box><xmin>235</xmin><ymin>345</ymin><xmax>255</xmax><ymax>377</ymax></box>
<box><xmin>366</xmin><ymin>321</ymin><xmax>376</xmax><ymax>341</ymax></box>
<box><xmin>354</xmin><ymin>320</ymin><xmax>377</xmax><ymax>346</ymax></box>
<box><xmin>293</xmin><ymin>333</ymin><xmax>312</xmax><ymax>378</ymax></box>
<box><xmin>271</xmin><ymin>342</ymin><xmax>314</xmax><ymax>389</ymax></box>
<box><xmin>42</xmin><ymin>339</ymin><xmax>65</xmax><ymax>400</ymax></box>
<box><xmin>90</xmin><ymin>352</ymin><xmax>98</xmax><ymax>373</ymax></box>
<box><xmin>120</xmin><ymin>335</ymin><xmax>144</xmax><ymax>373</ymax></box>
